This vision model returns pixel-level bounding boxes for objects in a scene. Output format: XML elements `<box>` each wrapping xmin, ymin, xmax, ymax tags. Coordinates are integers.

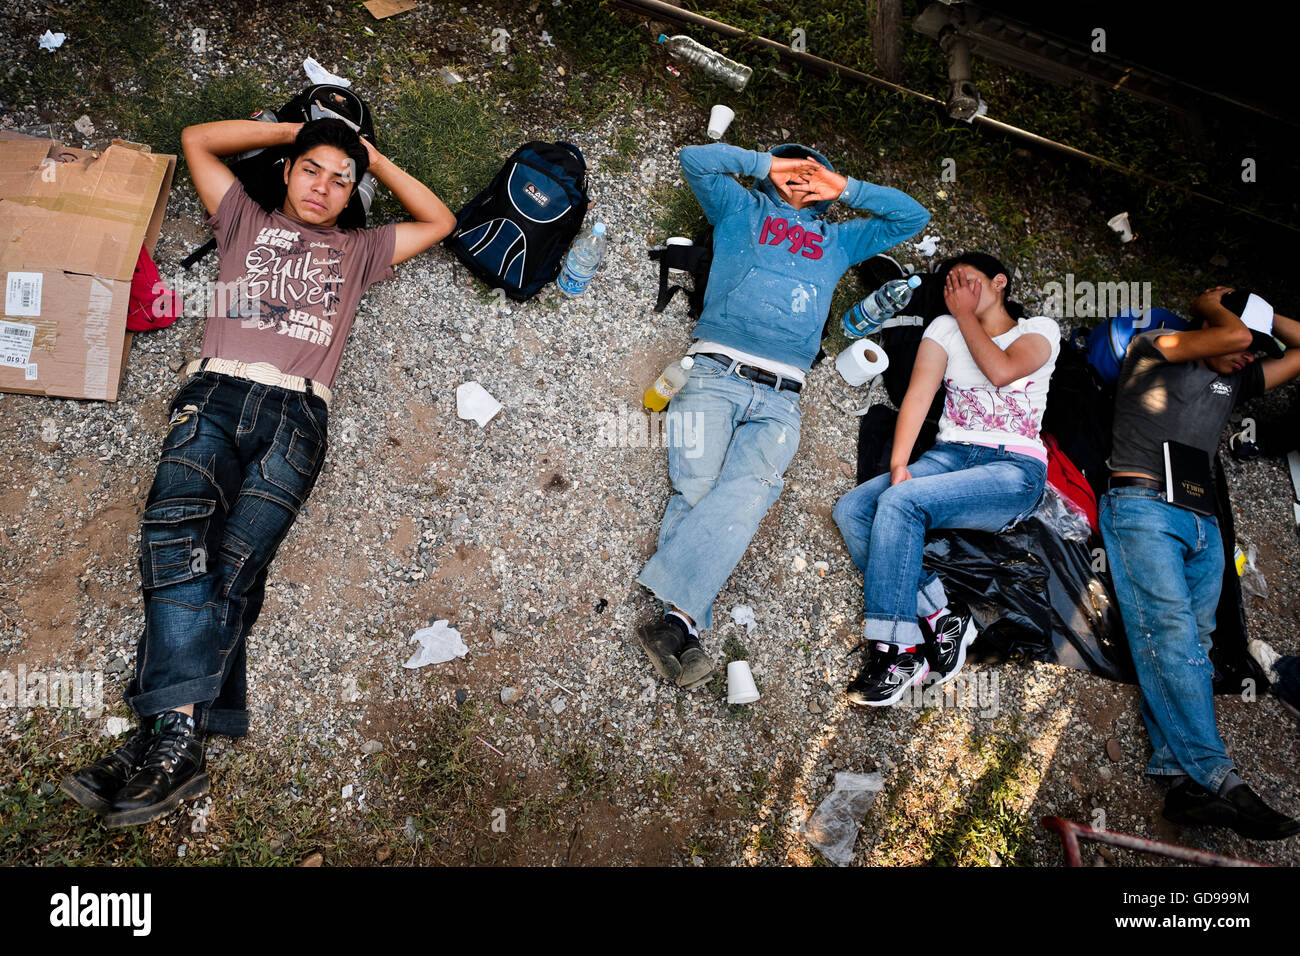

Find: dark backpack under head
<box><xmin>443</xmin><ymin>141</ymin><xmax>589</xmax><ymax>302</ymax></box>
<box><xmin>182</xmin><ymin>84</ymin><xmax>378</xmax><ymax>269</ymax></box>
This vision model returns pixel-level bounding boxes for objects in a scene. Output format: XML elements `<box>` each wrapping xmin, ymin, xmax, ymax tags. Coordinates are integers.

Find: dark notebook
<box><xmin>1164</xmin><ymin>440</ymin><xmax>1215</xmax><ymax>515</ymax></box>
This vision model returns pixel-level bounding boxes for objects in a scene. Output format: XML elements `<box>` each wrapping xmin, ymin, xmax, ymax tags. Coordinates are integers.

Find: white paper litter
<box><xmin>103</xmin><ymin>716</ymin><xmax>133</xmax><ymax>737</ymax></box>
<box><xmin>456</xmin><ymin>381</ymin><xmax>502</xmax><ymax>427</ymax></box>
<box><xmin>912</xmin><ymin>234</ymin><xmax>940</xmax><ymax>257</ymax></box>
<box><xmin>403</xmin><ymin>620</ymin><xmax>468</xmax><ymax>668</ymax></box>
<box><xmin>73</xmin><ymin>115</ymin><xmax>95</xmax><ymax>137</ymax></box>
<box><xmin>730</xmin><ymin>605</ymin><xmax>757</xmax><ymax>635</ymax></box>
<box><xmin>303</xmin><ymin>56</ymin><xmax>352</xmax><ymax>87</ymax></box>
<box><xmin>39</xmin><ymin>31</ymin><xmax>66</xmax><ymax>51</ymax></box>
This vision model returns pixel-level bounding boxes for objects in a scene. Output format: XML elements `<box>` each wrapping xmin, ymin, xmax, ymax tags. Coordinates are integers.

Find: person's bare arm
<box><xmin>361</xmin><ymin>140</ymin><xmax>457</xmax><ymax>266</ymax></box>
<box><xmin>944</xmin><ymin>270</ymin><xmax>1050</xmax><ymax>387</ymax></box>
<box><xmin>1151</xmin><ymin>286</ymin><xmax>1253</xmax><ymax>363</ymax></box>
<box><xmin>180</xmin><ymin>120</ymin><xmax>301</xmax><ymax>216</ymax></box>
<box><xmin>1260</xmin><ymin>311</ymin><xmax>1300</xmax><ymax>390</ymax></box>
<box><xmin>889</xmin><ymin>339</ymin><xmax>947</xmax><ymax>485</ymax></box>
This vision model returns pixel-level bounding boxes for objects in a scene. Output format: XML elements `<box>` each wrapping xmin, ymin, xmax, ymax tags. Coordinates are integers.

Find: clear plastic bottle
<box><xmin>843</xmin><ymin>274</ymin><xmax>922</xmax><ymax>338</ymax></box>
<box><xmin>644</xmin><ymin>356</ymin><xmax>695</xmax><ymax>411</ymax></box>
<box><xmin>657</xmin><ymin>34</ymin><xmax>753</xmax><ymax>91</ymax></box>
<box><xmin>557</xmin><ymin>222</ymin><xmax>607</xmax><ymax>297</ymax></box>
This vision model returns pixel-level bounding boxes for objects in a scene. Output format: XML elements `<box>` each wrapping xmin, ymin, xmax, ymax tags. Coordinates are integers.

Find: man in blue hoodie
<box><xmin>636</xmin><ymin>143</ymin><xmax>929</xmax><ymax>689</ymax></box>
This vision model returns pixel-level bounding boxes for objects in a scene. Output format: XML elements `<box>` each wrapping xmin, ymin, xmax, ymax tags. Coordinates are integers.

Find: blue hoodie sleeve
<box><xmin>679</xmin><ymin>144</ymin><xmax>773</xmax><ymax>226</ymax></box>
<box><xmin>831</xmin><ymin>178</ymin><xmax>930</xmax><ymax>266</ymax></box>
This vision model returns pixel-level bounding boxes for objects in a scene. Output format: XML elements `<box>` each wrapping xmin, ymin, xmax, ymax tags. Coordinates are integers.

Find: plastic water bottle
<box><xmin>843</xmin><ymin>275</ymin><xmax>922</xmax><ymax>338</ymax></box>
<box><xmin>557</xmin><ymin>222</ymin><xmax>607</xmax><ymax>297</ymax></box>
<box><xmin>644</xmin><ymin>357</ymin><xmax>695</xmax><ymax>411</ymax></box>
<box><xmin>657</xmin><ymin>34</ymin><xmax>753</xmax><ymax>91</ymax></box>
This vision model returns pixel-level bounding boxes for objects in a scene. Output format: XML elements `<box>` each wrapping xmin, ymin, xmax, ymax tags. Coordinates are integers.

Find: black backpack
<box><xmin>182</xmin><ymin>84</ymin><xmax>378</xmax><ymax>269</ymax></box>
<box><xmin>443</xmin><ymin>141</ymin><xmax>589</xmax><ymax>301</ymax></box>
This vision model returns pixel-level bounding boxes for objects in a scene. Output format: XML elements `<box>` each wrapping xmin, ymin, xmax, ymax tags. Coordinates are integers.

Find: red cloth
<box><xmin>1044</xmin><ymin>433</ymin><xmax>1099</xmax><ymax>535</ymax></box>
<box><xmin>127</xmin><ymin>244</ymin><xmax>181</xmax><ymax>332</ymax></box>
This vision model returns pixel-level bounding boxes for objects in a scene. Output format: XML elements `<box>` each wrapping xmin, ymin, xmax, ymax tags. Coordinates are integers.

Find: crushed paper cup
<box><xmin>39</xmin><ymin>30</ymin><xmax>66</xmax><ymax>51</ymax></box>
<box><xmin>303</xmin><ymin>56</ymin><xmax>352</xmax><ymax>87</ymax></box>
<box><xmin>730</xmin><ymin>604</ymin><xmax>757</xmax><ymax>635</ymax></box>
<box><xmin>403</xmin><ymin>620</ymin><xmax>468</xmax><ymax>668</ymax></box>
<box><xmin>456</xmin><ymin>381</ymin><xmax>503</xmax><ymax>427</ymax></box>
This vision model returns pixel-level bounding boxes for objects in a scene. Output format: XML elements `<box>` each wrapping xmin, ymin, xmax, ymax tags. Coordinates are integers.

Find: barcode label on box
<box><xmin>0</xmin><ymin>321</ymin><xmax>37</xmax><ymax>368</ymax></box>
<box><xmin>5</xmin><ymin>272</ymin><xmax>43</xmax><ymax>318</ymax></box>
<box><xmin>25</xmin><ymin>364</ymin><xmax>38</xmax><ymax>381</ymax></box>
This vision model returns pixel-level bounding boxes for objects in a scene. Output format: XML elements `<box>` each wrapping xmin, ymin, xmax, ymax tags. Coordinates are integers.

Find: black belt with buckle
<box><xmin>1109</xmin><ymin>475</ymin><xmax>1163</xmax><ymax>491</ymax></box>
<box><xmin>697</xmin><ymin>353</ymin><xmax>803</xmax><ymax>394</ymax></box>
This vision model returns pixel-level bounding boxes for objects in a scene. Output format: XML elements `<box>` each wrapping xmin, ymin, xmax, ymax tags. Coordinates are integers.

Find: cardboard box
<box><xmin>0</xmin><ymin>132</ymin><xmax>176</xmax><ymax>401</ymax></box>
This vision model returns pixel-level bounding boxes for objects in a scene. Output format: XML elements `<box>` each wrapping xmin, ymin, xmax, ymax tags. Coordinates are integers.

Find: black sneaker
<box><xmin>1163</xmin><ymin>778</ymin><xmax>1300</xmax><ymax>840</ymax></box>
<box><xmin>60</xmin><ymin>725</ymin><xmax>154</xmax><ymax>814</ymax></box>
<box><xmin>846</xmin><ymin>642</ymin><xmax>930</xmax><ymax>707</ymax></box>
<box><xmin>858</xmin><ymin>253</ymin><xmax>907</xmax><ymax>289</ymax></box>
<box><xmin>923</xmin><ymin>609</ymin><xmax>978</xmax><ymax>684</ymax></box>
<box><xmin>676</xmin><ymin>637</ymin><xmax>715</xmax><ymax>689</ymax></box>
<box><xmin>104</xmin><ymin>711</ymin><xmax>208</xmax><ymax>828</ymax></box>
<box><xmin>636</xmin><ymin>615</ymin><xmax>687</xmax><ymax>682</ymax></box>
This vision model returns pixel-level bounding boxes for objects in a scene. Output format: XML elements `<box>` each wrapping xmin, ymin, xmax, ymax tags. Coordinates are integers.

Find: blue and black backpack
<box><xmin>444</xmin><ymin>141</ymin><xmax>589</xmax><ymax>301</ymax></box>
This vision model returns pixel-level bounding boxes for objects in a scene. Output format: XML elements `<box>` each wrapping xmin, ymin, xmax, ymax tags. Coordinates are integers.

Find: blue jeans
<box><xmin>1099</xmin><ymin>486</ymin><xmax>1235</xmax><ymax>791</ymax></box>
<box><xmin>637</xmin><ymin>354</ymin><xmax>802</xmax><ymax>630</ymax></box>
<box><xmin>124</xmin><ymin>372</ymin><xmax>328</xmax><ymax>737</ymax></box>
<box><xmin>833</xmin><ymin>441</ymin><xmax>1046</xmax><ymax>647</ymax></box>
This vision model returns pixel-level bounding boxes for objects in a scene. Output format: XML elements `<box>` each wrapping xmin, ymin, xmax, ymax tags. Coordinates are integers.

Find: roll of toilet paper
<box><xmin>835</xmin><ymin>338</ymin><xmax>889</xmax><ymax>387</ymax></box>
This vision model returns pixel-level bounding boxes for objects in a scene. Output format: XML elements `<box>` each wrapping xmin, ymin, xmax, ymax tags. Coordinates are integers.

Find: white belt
<box><xmin>185</xmin><ymin>358</ymin><xmax>333</xmax><ymax>407</ymax></box>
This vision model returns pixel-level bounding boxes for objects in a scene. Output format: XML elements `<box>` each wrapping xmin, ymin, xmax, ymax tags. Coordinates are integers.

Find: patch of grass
<box><xmin>496</xmin><ymin>50</ymin><xmax>544</xmax><ymax>99</ymax></box>
<box><xmin>377</xmin><ymin>78</ymin><xmax>520</xmax><ymax>224</ymax></box>
<box><xmin>921</xmin><ymin>733</ymin><xmax>1036</xmax><ymax>866</ymax></box>
<box><xmin>560</xmin><ymin>742</ymin><xmax>608</xmax><ymax>800</ymax></box>
<box><xmin>652</xmin><ymin>771</ymin><xmax>677</xmax><ymax>803</ymax></box>
<box><xmin>603</xmin><ymin>127</ymin><xmax>638</xmax><ymax>173</ymax></box>
<box><xmin>648</xmin><ymin>181</ymin><xmax>706</xmax><ymax>244</ymax></box>
<box><xmin>547</xmin><ymin>0</ymin><xmax>652</xmax><ymax>77</ymax></box>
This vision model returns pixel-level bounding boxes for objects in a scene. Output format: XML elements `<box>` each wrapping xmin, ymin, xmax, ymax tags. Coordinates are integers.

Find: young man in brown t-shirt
<box><xmin>61</xmin><ymin>117</ymin><xmax>456</xmax><ymax>826</ymax></box>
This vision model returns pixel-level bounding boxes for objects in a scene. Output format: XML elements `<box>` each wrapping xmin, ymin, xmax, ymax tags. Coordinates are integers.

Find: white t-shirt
<box><xmin>921</xmin><ymin>314</ymin><xmax>1060</xmax><ymax>455</ymax></box>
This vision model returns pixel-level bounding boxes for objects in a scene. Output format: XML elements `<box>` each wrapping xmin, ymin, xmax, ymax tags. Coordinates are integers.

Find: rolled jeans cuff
<box><xmin>635</xmin><ymin>568</ymin><xmax>714</xmax><ymax>631</ymax></box>
<box><xmin>863</xmin><ymin>614</ymin><xmax>924</xmax><ymax>647</ymax></box>
<box><xmin>915</xmin><ymin>574</ymin><xmax>947</xmax><ymax>619</ymax></box>
<box><xmin>126</xmin><ymin>674</ymin><xmax>220</xmax><ymax>722</ymax></box>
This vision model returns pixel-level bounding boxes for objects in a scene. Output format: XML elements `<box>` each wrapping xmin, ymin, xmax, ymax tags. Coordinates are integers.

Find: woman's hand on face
<box><xmin>890</xmin><ymin>464</ymin><xmax>912</xmax><ymax>485</ymax></box>
<box><xmin>944</xmin><ymin>269</ymin><xmax>982</xmax><ymax>318</ymax></box>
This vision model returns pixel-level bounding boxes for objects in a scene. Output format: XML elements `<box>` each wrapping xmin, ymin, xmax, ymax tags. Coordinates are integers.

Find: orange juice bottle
<box><xmin>643</xmin><ymin>356</ymin><xmax>695</xmax><ymax>411</ymax></box>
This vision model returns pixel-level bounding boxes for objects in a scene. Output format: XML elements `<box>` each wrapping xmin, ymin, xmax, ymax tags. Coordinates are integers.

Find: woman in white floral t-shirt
<box><xmin>833</xmin><ymin>252</ymin><xmax>1060</xmax><ymax>706</ymax></box>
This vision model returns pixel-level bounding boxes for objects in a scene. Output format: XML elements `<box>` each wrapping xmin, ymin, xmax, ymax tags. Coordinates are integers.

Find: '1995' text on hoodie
<box><xmin>680</xmin><ymin>143</ymin><xmax>929</xmax><ymax>374</ymax></box>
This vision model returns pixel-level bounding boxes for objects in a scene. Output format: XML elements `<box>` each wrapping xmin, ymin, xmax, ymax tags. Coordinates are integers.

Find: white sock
<box><xmin>668</xmin><ymin>610</ymin><xmax>698</xmax><ymax>638</ymax></box>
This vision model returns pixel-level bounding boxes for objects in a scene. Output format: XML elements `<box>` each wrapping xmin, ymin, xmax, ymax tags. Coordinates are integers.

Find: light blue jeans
<box><xmin>833</xmin><ymin>441</ymin><xmax>1046</xmax><ymax>647</ymax></box>
<box><xmin>1099</xmin><ymin>486</ymin><xmax>1235</xmax><ymax>792</ymax></box>
<box><xmin>637</xmin><ymin>354</ymin><xmax>802</xmax><ymax>629</ymax></box>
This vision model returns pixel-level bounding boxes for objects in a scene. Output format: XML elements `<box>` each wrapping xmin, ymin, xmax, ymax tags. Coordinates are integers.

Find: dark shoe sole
<box><xmin>1163</xmin><ymin>800</ymin><xmax>1300</xmax><ymax>841</ymax></box>
<box><xmin>104</xmin><ymin>773</ymin><xmax>210</xmax><ymax>828</ymax></box>
<box><xmin>60</xmin><ymin>775</ymin><xmax>115</xmax><ymax>815</ymax></box>
<box><xmin>846</xmin><ymin>661</ymin><xmax>930</xmax><ymax>707</ymax></box>
<box><xmin>636</xmin><ymin>626</ymin><xmax>682</xmax><ymax>682</ymax></box>
<box><xmin>676</xmin><ymin>661</ymin><xmax>715</xmax><ymax>690</ymax></box>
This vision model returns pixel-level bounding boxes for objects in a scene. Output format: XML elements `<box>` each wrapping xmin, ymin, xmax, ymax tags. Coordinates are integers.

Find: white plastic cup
<box><xmin>707</xmin><ymin>104</ymin><xmax>735</xmax><ymax>140</ymax></box>
<box><xmin>726</xmin><ymin>660</ymin><xmax>759</xmax><ymax>705</ymax></box>
<box><xmin>835</xmin><ymin>338</ymin><xmax>890</xmax><ymax>387</ymax></box>
<box><xmin>1107</xmin><ymin>212</ymin><xmax>1134</xmax><ymax>243</ymax></box>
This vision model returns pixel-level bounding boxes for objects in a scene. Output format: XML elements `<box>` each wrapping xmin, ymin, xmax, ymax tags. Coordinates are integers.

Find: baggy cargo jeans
<box><xmin>124</xmin><ymin>371</ymin><xmax>327</xmax><ymax>736</ymax></box>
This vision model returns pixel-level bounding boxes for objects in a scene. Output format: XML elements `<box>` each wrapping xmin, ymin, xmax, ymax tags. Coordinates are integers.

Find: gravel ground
<box><xmin>1</xmin><ymin>0</ymin><xmax>1297</xmax><ymax>866</ymax></box>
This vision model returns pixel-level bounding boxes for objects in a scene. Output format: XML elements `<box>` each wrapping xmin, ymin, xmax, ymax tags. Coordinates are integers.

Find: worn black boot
<box><xmin>636</xmin><ymin>615</ymin><xmax>687</xmax><ymax>682</ymax></box>
<box><xmin>104</xmin><ymin>711</ymin><xmax>208</xmax><ymax>828</ymax></box>
<box><xmin>60</xmin><ymin>726</ymin><xmax>154</xmax><ymax>814</ymax></box>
